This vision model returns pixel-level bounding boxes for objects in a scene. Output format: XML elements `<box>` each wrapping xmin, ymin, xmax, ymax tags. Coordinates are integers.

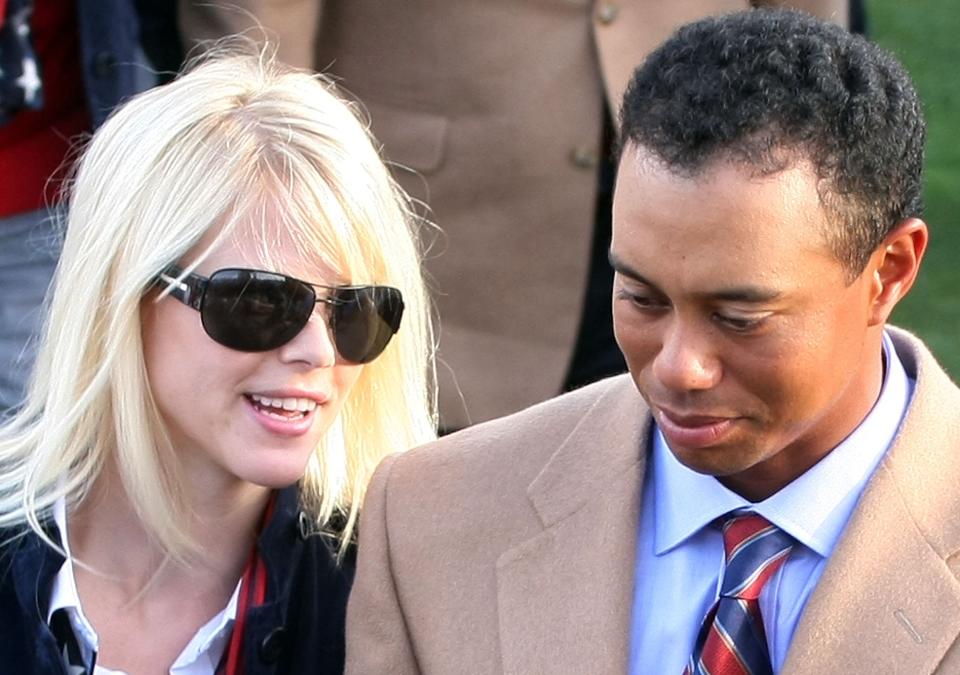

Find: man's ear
<box><xmin>866</xmin><ymin>218</ymin><xmax>928</xmax><ymax>327</ymax></box>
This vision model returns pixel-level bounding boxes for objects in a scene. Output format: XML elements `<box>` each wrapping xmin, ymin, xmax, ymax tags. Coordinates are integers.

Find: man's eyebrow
<box><xmin>608</xmin><ymin>250</ymin><xmax>782</xmax><ymax>303</ymax></box>
<box><xmin>710</xmin><ymin>287</ymin><xmax>782</xmax><ymax>303</ymax></box>
<box><xmin>608</xmin><ymin>250</ymin><xmax>660</xmax><ymax>290</ymax></box>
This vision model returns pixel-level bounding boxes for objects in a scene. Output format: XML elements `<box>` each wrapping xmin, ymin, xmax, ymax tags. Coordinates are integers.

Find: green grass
<box><xmin>870</xmin><ymin>0</ymin><xmax>960</xmax><ymax>376</ymax></box>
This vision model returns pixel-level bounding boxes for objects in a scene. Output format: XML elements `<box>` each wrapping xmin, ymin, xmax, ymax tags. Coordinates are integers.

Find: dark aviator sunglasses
<box><xmin>155</xmin><ymin>266</ymin><xmax>404</xmax><ymax>363</ymax></box>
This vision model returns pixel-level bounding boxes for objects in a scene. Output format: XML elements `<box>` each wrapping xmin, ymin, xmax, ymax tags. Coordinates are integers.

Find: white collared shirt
<box><xmin>629</xmin><ymin>331</ymin><xmax>914</xmax><ymax>673</ymax></box>
<box><xmin>48</xmin><ymin>500</ymin><xmax>242</xmax><ymax>675</ymax></box>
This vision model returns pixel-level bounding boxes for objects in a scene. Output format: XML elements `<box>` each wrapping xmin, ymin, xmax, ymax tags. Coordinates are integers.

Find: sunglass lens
<box><xmin>331</xmin><ymin>286</ymin><xmax>404</xmax><ymax>363</ymax></box>
<box><xmin>201</xmin><ymin>270</ymin><xmax>315</xmax><ymax>351</ymax></box>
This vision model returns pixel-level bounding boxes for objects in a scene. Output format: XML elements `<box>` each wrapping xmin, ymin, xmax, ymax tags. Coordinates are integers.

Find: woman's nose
<box><xmin>277</xmin><ymin>311</ymin><xmax>337</xmax><ymax>368</ymax></box>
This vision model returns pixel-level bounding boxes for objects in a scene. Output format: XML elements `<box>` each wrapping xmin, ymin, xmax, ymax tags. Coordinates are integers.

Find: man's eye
<box><xmin>616</xmin><ymin>289</ymin><xmax>667</xmax><ymax>310</ymax></box>
<box><xmin>715</xmin><ymin>313</ymin><xmax>768</xmax><ymax>332</ymax></box>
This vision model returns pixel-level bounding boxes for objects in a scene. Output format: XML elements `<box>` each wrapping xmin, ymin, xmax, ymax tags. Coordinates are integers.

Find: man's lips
<box><xmin>655</xmin><ymin>407</ymin><xmax>741</xmax><ymax>449</ymax></box>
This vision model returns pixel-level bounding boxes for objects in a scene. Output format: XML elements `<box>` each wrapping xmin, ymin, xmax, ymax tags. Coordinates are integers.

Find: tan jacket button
<box><xmin>596</xmin><ymin>2</ymin><xmax>620</xmax><ymax>24</ymax></box>
<box><xmin>570</xmin><ymin>145</ymin><xmax>599</xmax><ymax>169</ymax></box>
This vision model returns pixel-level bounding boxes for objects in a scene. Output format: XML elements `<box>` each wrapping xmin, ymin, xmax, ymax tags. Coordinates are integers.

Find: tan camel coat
<box><xmin>347</xmin><ymin>328</ymin><xmax>960</xmax><ymax>673</ymax></box>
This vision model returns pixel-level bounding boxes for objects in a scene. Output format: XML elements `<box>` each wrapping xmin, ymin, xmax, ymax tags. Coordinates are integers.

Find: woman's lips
<box><xmin>244</xmin><ymin>394</ymin><xmax>319</xmax><ymax>437</ymax></box>
<box><xmin>655</xmin><ymin>408</ymin><xmax>739</xmax><ymax>449</ymax></box>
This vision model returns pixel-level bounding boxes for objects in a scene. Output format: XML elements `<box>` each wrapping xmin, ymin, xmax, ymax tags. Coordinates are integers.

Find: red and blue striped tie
<box><xmin>683</xmin><ymin>513</ymin><xmax>794</xmax><ymax>675</ymax></box>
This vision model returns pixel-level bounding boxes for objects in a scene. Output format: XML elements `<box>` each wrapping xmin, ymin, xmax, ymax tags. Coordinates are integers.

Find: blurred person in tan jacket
<box><xmin>180</xmin><ymin>0</ymin><xmax>848</xmax><ymax>430</ymax></box>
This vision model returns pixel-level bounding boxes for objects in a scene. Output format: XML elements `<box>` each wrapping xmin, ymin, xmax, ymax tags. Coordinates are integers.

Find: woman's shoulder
<box><xmin>255</xmin><ymin>489</ymin><xmax>353</xmax><ymax>673</ymax></box>
<box><xmin>0</xmin><ymin>523</ymin><xmax>62</xmax><ymax>592</ymax></box>
<box><xmin>265</xmin><ymin>489</ymin><xmax>355</xmax><ymax>584</ymax></box>
<box><xmin>0</xmin><ymin>525</ymin><xmax>69</xmax><ymax>673</ymax></box>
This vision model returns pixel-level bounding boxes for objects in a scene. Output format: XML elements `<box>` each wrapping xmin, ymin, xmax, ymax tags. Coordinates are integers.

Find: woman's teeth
<box><xmin>249</xmin><ymin>394</ymin><xmax>318</xmax><ymax>413</ymax></box>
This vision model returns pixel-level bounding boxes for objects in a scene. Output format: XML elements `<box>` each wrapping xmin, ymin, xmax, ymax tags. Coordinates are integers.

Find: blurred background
<box><xmin>1</xmin><ymin>1</ymin><xmax>956</xmax><ymax>422</ymax></box>
<box><xmin>873</xmin><ymin>0</ymin><xmax>960</xmax><ymax>377</ymax></box>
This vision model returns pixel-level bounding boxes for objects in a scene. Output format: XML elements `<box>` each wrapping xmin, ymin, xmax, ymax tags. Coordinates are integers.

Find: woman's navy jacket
<box><xmin>0</xmin><ymin>486</ymin><xmax>354</xmax><ymax>674</ymax></box>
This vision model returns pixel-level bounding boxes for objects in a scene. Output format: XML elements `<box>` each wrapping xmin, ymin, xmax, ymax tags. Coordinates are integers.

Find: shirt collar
<box><xmin>172</xmin><ymin>583</ymin><xmax>241</xmax><ymax>672</ymax></box>
<box><xmin>47</xmin><ymin>498</ymin><xmax>243</xmax><ymax>672</ymax></box>
<box><xmin>653</xmin><ymin>330</ymin><xmax>913</xmax><ymax>557</ymax></box>
<box><xmin>48</xmin><ymin>497</ymin><xmax>99</xmax><ymax>644</ymax></box>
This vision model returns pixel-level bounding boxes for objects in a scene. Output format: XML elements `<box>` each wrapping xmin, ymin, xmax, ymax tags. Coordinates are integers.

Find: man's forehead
<box><xmin>611</xmin><ymin>142</ymin><xmax>845</xmax><ymax>292</ymax></box>
<box><xmin>615</xmin><ymin>141</ymin><xmax>814</xmax><ymax>185</ymax></box>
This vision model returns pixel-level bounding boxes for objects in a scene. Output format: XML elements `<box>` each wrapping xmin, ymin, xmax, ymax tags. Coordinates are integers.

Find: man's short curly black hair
<box><xmin>619</xmin><ymin>9</ymin><xmax>925</xmax><ymax>277</ymax></box>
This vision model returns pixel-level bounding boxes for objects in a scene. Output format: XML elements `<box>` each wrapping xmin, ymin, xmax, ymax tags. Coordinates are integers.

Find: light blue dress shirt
<box><xmin>628</xmin><ymin>332</ymin><xmax>913</xmax><ymax>674</ymax></box>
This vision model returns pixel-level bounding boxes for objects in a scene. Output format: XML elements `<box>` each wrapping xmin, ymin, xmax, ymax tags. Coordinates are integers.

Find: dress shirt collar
<box><xmin>48</xmin><ymin>497</ymin><xmax>100</xmax><ymax>660</ymax></box>
<box><xmin>653</xmin><ymin>330</ymin><xmax>913</xmax><ymax>557</ymax></box>
<box><xmin>48</xmin><ymin>497</ymin><xmax>242</xmax><ymax>674</ymax></box>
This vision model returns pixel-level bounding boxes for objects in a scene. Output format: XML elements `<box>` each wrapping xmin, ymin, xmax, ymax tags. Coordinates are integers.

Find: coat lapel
<box><xmin>784</xmin><ymin>329</ymin><xmax>960</xmax><ymax>673</ymax></box>
<box><xmin>494</xmin><ymin>330</ymin><xmax>960</xmax><ymax>673</ymax></box>
<box><xmin>495</xmin><ymin>376</ymin><xmax>651</xmax><ymax>675</ymax></box>
<box><xmin>782</xmin><ymin>462</ymin><xmax>960</xmax><ymax>673</ymax></box>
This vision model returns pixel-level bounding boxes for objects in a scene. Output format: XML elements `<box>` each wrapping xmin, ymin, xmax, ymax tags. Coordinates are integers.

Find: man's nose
<box><xmin>651</xmin><ymin>320</ymin><xmax>721</xmax><ymax>392</ymax></box>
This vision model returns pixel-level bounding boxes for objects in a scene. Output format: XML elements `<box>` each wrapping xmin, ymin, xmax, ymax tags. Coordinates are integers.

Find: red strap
<box><xmin>219</xmin><ymin>494</ymin><xmax>277</xmax><ymax>675</ymax></box>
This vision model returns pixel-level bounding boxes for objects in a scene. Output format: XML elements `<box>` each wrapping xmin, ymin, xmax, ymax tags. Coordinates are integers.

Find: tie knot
<box><xmin>719</xmin><ymin>513</ymin><xmax>794</xmax><ymax>601</ymax></box>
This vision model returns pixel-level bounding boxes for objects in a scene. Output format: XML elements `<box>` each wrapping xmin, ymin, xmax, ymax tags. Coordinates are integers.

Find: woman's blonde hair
<box><xmin>0</xmin><ymin>47</ymin><xmax>436</xmax><ymax>560</ymax></box>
